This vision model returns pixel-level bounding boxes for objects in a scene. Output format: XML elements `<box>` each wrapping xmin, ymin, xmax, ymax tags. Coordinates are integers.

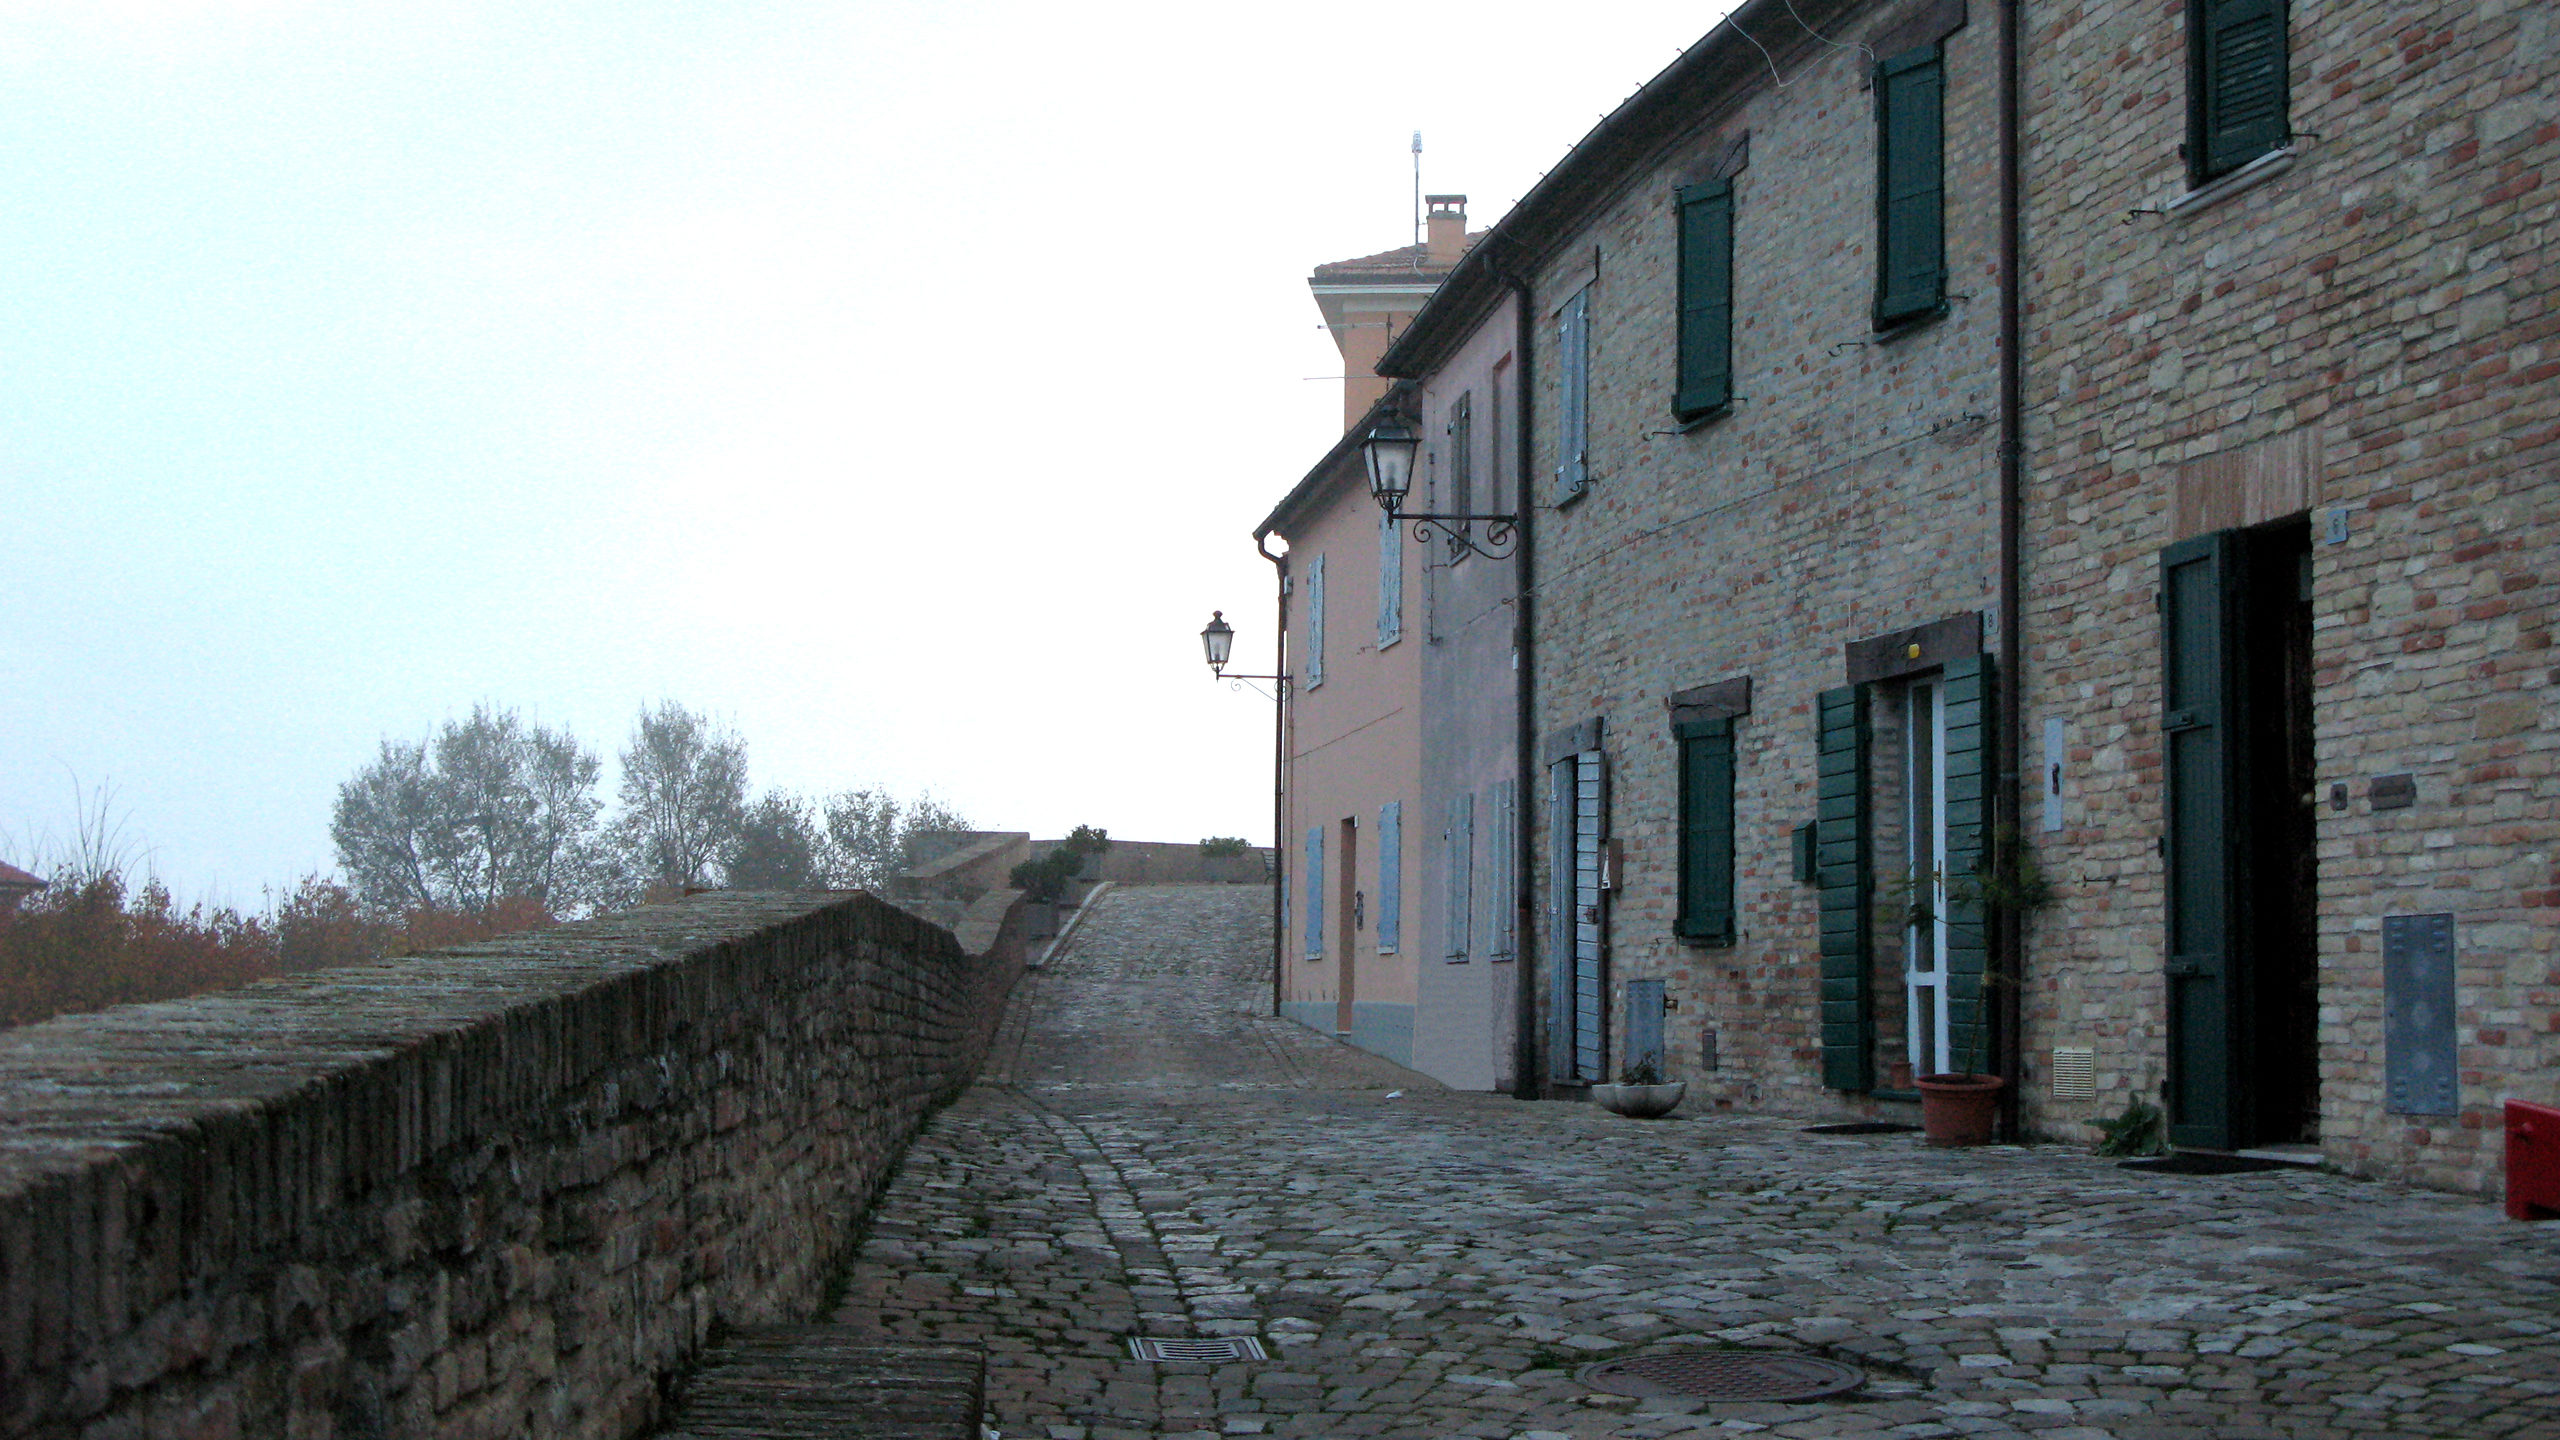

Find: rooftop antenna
<box><xmin>1412</xmin><ymin>131</ymin><xmax>1424</xmax><ymax>247</ymax></box>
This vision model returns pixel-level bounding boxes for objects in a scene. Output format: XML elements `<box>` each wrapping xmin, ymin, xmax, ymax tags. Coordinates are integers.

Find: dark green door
<box><xmin>2161</xmin><ymin>532</ymin><xmax>2242</xmax><ymax>1148</ymax></box>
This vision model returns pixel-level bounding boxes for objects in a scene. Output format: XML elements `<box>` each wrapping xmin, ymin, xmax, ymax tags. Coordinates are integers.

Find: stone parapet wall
<box><xmin>0</xmin><ymin>890</ymin><xmax>1024</xmax><ymax>1440</ymax></box>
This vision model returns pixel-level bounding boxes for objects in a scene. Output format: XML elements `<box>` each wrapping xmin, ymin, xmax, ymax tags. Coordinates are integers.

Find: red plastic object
<box><xmin>2506</xmin><ymin>1100</ymin><xmax>2560</xmax><ymax>1220</ymax></box>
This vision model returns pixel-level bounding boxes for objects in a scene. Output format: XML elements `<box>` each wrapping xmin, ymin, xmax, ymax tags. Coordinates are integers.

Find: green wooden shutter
<box><xmin>2161</xmin><ymin>533</ymin><xmax>2241</xmax><ymax>1148</ymax></box>
<box><xmin>2192</xmin><ymin>0</ymin><xmax>2289</xmax><ymax>178</ymax></box>
<box><xmin>1674</xmin><ymin>181</ymin><xmax>1734</xmax><ymax>420</ymax></box>
<box><xmin>1817</xmin><ymin>685</ymin><xmax>1872</xmax><ymax>1091</ymax></box>
<box><xmin>1940</xmin><ymin>654</ymin><xmax>1994</xmax><ymax>1075</ymax></box>
<box><xmin>1675</xmin><ymin>718</ymin><xmax>1736</xmax><ymax>945</ymax></box>
<box><xmin>1874</xmin><ymin>46</ymin><xmax>1947</xmax><ymax>328</ymax></box>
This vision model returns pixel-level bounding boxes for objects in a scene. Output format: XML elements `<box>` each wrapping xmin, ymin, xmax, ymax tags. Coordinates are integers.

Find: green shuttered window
<box><xmin>1675</xmin><ymin>718</ymin><xmax>1736</xmax><ymax>945</ymax></box>
<box><xmin>1816</xmin><ymin>685</ymin><xmax>1872</xmax><ymax>1091</ymax></box>
<box><xmin>2190</xmin><ymin>0</ymin><xmax>2289</xmax><ymax>180</ymax></box>
<box><xmin>1873</xmin><ymin>45</ymin><xmax>1947</xmax><ymax>328</ymax></box>
<box><xmin>1673</xmin><ymin>180</ymin><xmax>1734</xmax><ymax>421</ymax></box>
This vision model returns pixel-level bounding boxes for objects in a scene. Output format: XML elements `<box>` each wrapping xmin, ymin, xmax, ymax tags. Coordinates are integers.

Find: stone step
<box><xmin>656</xmin><ymin>1327</ymin><xmax>985</xmax><ymax>1439</ymax></box>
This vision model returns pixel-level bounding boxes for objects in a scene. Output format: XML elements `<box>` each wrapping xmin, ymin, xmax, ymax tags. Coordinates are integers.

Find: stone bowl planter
<box><xmin>1591</xmin><ymin>1081</ymin><xmax>1687</xmax><ymax>1119</ymax></box>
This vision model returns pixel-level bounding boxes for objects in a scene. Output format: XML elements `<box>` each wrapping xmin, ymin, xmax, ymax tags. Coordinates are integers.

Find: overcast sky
<box><xmin>2</xmin><ymin>0</ymin><xmax>1738</xmax><ymax>907</ymax></box>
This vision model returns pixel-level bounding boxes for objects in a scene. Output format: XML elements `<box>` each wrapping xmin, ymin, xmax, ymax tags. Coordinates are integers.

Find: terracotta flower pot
<box><xmin>1591</xmin><ymin>1081</ymin><xmax>1687</xmax><ymax>1119</ymax></box>
<box><xmin>1915</xmin><ymin>1072</ymin><xmax>2005</xmax><ymax>1146</ymax></box>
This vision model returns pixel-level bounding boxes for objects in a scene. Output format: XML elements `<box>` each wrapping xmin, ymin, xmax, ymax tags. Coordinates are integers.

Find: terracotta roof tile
<box><xmin>1310</xmin><ymin>230</ymin><xmax>1491</xmax><ymax>281</ymax></box>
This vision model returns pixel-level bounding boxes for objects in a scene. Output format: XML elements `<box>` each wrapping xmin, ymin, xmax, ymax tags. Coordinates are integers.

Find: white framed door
<box><xmin>1905</xmin><ymin>679</ymin><xmax>1952</xmax><ymax>1078</ymax></box>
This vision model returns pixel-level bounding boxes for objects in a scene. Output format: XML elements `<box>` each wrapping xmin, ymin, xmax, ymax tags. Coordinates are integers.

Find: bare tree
<box><xmin>820</xmin><ymin>787</ymin><xmax>970</xmax><ymax>891</ymax></box>
<box><xmin>329</xmin><ymin>706</ymin><xmax>607</xmax><ymax>916</ymax></box>
<box><xmin>330</xmin><ymin>740</ymin><xmax>440</xmax><ymax>913</ymax></box>
<box><xmin>613</xmin><ymin>702</ymin><xmax>748</xmax><ymax>892</ymax></box>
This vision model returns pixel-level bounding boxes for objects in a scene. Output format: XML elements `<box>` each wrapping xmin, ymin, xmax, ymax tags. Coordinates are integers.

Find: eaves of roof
<box><xmin>0</xmin><ymin>861</ymin><xmax>44</xmax><ymax>890</ymax></box>
<box><xmin>1255</xmin><ymin>382</ymin><xmax>1414</xmax><ymax>544</ymax></box>
<box><xmin>1309</xmin><ymin>231</ymin><xmax>1490</xmax><ymax>283</ymax></box>
<box><xmin>1376</xmin><ymin>0</ymin><xmax>1864</xmax><ymax>379</ymax></box>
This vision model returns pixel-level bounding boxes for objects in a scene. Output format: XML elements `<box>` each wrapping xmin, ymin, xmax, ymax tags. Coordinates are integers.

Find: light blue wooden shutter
<box><xmin>1555</xmin><ymin>289</ymin><xmax>1590</xmax><ymax>499</ymax></box>
<box><xmin>1376</xmin><ymin>513</ymin><xmax>1402</xmax><ymax>647</ymax></box>
<box><xmin>1486</xmin><ymin>779</ymin><xmax>1516</xmax><ymax>960</ymax></box>
<box><xmin>1546</xmin><ymin>757</ymin><xmax>1577</xmax><ymax>1079</ymax></box>
<box><xmin>1304</xmin><ymin>824</ymin><xmax>1324</xmax><ymax>958</ymax></box>
<box><xmin>1377</xmin><ymin>801</ymin><xmax>1402</xmax><ymax>954</ymax></box>
<box><xmin>1456</xmin><ymin>793</ymin><xmax>1476</xmax><ymax>960</ymax></box>
<box><xmin>1305</xmin><ymin>553</ymin><xmax>1326</xmax><ymax>689</ymax></box>
<box><xmin>1571</xmin><ymin>752</ymin><xmax>1605</xmax><ymax>1080</ymax></box>
<box><xmin>1441</xmin><ymin>794</ymin><xmax>1470</xmax><ymax>960</ymax></box>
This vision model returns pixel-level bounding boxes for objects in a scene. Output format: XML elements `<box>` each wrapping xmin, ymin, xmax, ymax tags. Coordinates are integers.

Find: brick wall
<box><xmin>1526</xmin><ymin>4</ymin><xmax>2005</xmax><ymax>1107</ymax></box>
<box><xmin>2018</xmin><ymin>0</ymin><xmax>2559</xmax><ymax>1190</ymax></box>
<box><xmin>0</xmin><ymin>890</ymin><xmax>1025</xmax><ymax>1440</ymax></box>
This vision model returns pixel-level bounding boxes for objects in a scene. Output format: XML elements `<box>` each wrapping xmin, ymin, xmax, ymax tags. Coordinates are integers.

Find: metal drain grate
<box><xmin>1127</xmin><ymin>1336</ymin><xmax>1266</xmax><ymax>1363</ymax></box>
<box><xmin>1579</xmin><ymin>1349</ymin><xmax>1864</xmax><ymax>1402</ymax></box>
<box><xmin>1803</xmin><ymin>1121</ymin><xmax>1918</xmax><ymax>1135</ymax></box>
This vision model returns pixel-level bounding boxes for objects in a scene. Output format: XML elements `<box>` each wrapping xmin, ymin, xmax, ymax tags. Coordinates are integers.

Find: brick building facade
<box><xmin>1360</xmin><ymin>0</ymin><xmax>2556</xmax><ymax>1195</ymax></box>
<box><xmin>2016</xmin><ymin>0</ymin><xmax>2559</xmax><ymax>1189</ymax></box>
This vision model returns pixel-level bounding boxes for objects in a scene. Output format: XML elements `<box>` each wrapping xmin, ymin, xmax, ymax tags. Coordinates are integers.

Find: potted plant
<box><xmin>1591</xmin><ymin>1058</ymin><xmax>1686</xmax><ymax>1119</ymax></box>
<box><xmin>1911</xmin><ymin>828</ymin><xmax>2052</xmax><ymax>1146</ymax></box>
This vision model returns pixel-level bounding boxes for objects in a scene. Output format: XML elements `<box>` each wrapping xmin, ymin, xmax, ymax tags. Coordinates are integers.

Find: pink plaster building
<box><xmin>1253</xmin><ymin>204</ymin><xmax>1478</xmax><ymax>1069</ymax></box>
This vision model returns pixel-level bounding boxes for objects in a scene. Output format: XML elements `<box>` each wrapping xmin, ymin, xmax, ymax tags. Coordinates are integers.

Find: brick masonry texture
<box><xmin>0</xmin><ymin>889</ymin><xmax>1024</xmax><ymax>1440</ymax></box>
<box><xmin>1527</xmin><ymin>7</ymin><xmax>2004</xmax><ymax>1108</ymax></box>
<box><xmin>2017</xmin><ymin>0</ymin><xmax>2560</xmax><ymax>1188</ymax></box>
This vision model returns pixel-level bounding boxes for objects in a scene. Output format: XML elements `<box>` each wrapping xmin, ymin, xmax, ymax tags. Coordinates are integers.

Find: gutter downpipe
<box><xmin>1994</xmin><ymin>0</ymin><xmax>2029</xmax><ymax>1140</ymax></box>
<box><xmin>1257</xmin><ymin>532</ymin><xmax>1290</xmax><ymax>1020</ymax></box>
<box><xmin>1492</xmin><ymin>249</ymin><xmax>1542</xmax><ymax>1102</ymax></box>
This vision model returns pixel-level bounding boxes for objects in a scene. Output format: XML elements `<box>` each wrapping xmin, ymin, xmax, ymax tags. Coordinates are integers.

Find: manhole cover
<box><xmin>1127</xmin><ymin>1336</ymin><xmax>1266</xmax><ymax>1363</ymax></box>
<box><xmin>1578</xmin><ymin>1349</ymin><xmax>1864</xmax><ymax>1402</ymax></box>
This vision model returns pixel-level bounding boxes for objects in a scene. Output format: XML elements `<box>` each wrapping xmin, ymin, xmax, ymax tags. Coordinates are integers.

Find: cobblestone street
<box><xmin>832</xmin><ymin>885</ymin><xmax>2560</xmax><ymax>1439</ymax></box>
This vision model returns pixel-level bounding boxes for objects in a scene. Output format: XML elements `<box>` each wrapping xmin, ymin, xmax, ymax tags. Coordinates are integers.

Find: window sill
<box><xmin>1870</xmin><ymin>305</ymin><xmax>1947</xmax><ymax>343</ymax></box>
<box><xmin>2166</xmin><ymin>146</ymin><xmax>2297</xmax><ymax>218</ymax></box>
<box><xmin>1669</xmin><ymin>404</ymin><xmax>1732</xmax><ymax>435</ymax></box>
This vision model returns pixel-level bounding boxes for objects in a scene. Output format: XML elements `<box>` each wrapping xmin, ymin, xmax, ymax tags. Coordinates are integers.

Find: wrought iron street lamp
<box><xmin>1362</xmin><ymin>411</ymin><xmax>1518</xmax><ymax>561</ymax></box>
<box><xmin>1199</xmin><ymin>611</ymin><xmax>1289</xmax><ymax>692</ymax></box>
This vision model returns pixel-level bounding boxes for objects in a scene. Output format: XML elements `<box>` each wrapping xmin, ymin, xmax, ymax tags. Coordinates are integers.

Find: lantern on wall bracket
<box><xmin>1362</xmin><ymin>410</ymin><xmax>1519</xmax><ymax>562</ymax></box>
<box><xmin>1199</xmin><ymin>611</ymin><xmax>1290</xmax><ymax>695</ymax></box>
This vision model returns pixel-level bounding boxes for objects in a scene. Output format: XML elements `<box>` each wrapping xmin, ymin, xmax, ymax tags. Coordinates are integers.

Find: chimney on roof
<box><xmin>1425</xmin><ymin>194</ymin><xmax>1467</xmax><ymax>267</ymax></box>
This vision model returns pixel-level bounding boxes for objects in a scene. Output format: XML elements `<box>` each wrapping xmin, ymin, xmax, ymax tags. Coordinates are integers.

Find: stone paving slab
<box><xmin>832</xmin><ymin>885</ymin><xmax>2560</xmax><ymax>1439</ymax></box>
